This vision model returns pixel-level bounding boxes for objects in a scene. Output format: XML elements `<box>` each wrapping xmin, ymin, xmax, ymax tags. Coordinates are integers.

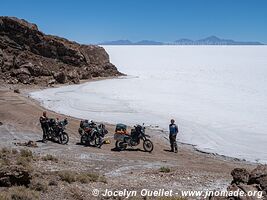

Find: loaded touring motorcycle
<box><xmin>114</xmin><ymin>123</ymin><xmax>154</xmax><ymax>152</ymax></box>
<box><xmin>44</xmin><ymin>118</ymin><xmax>69</xmax><ymax>144</ymax></box>
<box><xmin>78</xmin><ymin>120</ymin><xmax>108</xmax><ymax>147</ymax></box>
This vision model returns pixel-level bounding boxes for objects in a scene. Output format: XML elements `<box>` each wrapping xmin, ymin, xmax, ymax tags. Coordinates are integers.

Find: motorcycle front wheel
<box><xmin>115</xmin><ymin>141</ymin><xmax>127</xmax><ymax>151</ymax></box>
<box><xmin>94</xmin><ymin>137</ymin><xmax>102</xmax><ymax>147</ymax></box>
<box><xmin>143</xmin><ymin>139</ymin><xmax>153</xmax><ymax>152</ymax></box>
<box><xmin>59</xmin><ymin>132</ymin><xmax>69</xmax><ymax>145</ymax></box>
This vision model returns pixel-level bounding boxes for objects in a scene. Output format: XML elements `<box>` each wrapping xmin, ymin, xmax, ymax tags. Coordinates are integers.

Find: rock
<box><xmin>17</xmin><ymin>73</ymin><xmax>31</xmax><ymax>84</ymax></box>
<box><xmin>67</xmin><ymin>70</ymin><xmax>80</xmax><ymax>84</ymax></box>
<box><xmin>238</xmin><ymin>183</ymin><xmax>262</xmax><ymax>200</ymax></box>
<box><xmin>249</xmin><ymin>165</ymin><xmax>267</xmax><ymax>183</ymax></box>
<box><xmin>0</xmin><ymin>165</ymin><xmax>32</xmax><ymax>187</ymax></box>
<box><xmin>11</xmin><ymin>68</ymin><xmax>31</xmax><ymax>76</ymax></box>
<box><xmin>257</xmin><ymin>176</ymin><xmax>267</xmax><ymax>192</ymax></box>
<box><xmin>249</xmin><ymin>165</ymin><xmax>267</xmax><ymax>192</ymax></box>
<box><xmin>0</xmin><ymin>122</ymin><xmax>3</xmax><ymax>126</ymax></box>
<box><xmin>53</xmin><ymin>71</ymin><xmax>66</xmax><ymax>84</ymax></box>
<box><xmin>231</xmin><ymin>168</ymin><xmax>250</xmax><ymax>184</ymax></box>
<box><xmin>48</xmin><ymin>79</ymin><xmax>56</xmax><ymax>85</ymax></box>
<box><xmin>14</xmin><ymin>140</ymin><xmax>38</xmax><ymax>148</ymax></box>
<box><xmin>7</xmin><ymin>78</ymin><xmax>18</xmax><ymax>84</ymax></box>
<box><xmin>225</xmin><ymin>166</ymin><xmax>267</xmax><ymax>200</ymax></box>
<box><xmin>0</xmin><ymin>16</ymin><xmax>122</xmax><ymax>86</ymax></box>
<box><xmin>14</xmin><ymin>89</ymin><xmax>20</xmax><ymax>93</ymax></box>
<box><xmin>227</xmin><ymin>184</ymin><xmax>252</xmax><ymax>200</ymax></box>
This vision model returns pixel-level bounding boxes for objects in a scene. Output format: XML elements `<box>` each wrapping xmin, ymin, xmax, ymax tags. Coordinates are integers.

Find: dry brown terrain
<box><xmin>0</xmin><ymin>85</ymin><xmax>255</xmax><ymax>199</ymax></box>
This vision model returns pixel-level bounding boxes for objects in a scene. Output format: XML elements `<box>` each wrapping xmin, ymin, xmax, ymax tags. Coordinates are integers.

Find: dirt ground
<box><xmin>0</xmin><ymin>86</ymin><xmax>255</xmax><ymax>199</ymax></box>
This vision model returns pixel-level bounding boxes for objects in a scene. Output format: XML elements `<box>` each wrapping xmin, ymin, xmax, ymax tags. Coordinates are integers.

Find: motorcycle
<box><xmin>44</xmin><ymin>118</ymin><xmax>69</xmax><ymax>144</ymax></box>
<box><xmin>114</xmin><ymin>124</ymin><xmax>154</xmax><ymax>152</ymax></box>
<box><xmin>78</xmin><ymin>120</ymin><xmax>108</xmax><ymax>147</ymax></box>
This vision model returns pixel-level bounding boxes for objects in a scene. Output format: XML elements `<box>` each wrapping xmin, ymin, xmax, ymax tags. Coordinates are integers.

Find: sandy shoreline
<box><xmin>22</xmin><ymin>78</ymin><xmax>256</xmax><ymax>164</ymax></box>
<box><xmin>0</xmin><ymin>80</ymin><xmax>256</xmax><ymax>199</ymax></box>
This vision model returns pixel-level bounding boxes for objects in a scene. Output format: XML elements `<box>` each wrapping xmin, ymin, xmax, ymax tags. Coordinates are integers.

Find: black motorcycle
<box><xmin>44</xmin><ymin>118</ymin><xmax>69</xmax><ymax>144</ymax></box>
<box><xmin>114</xmin><ymin>124</ymin><xmax>154</xmax><ymax>152</ymax></box>
<box><xmin>78</xmin><ymin>120</ymin><xmax>108</xmax><ymax>147</ymax></box>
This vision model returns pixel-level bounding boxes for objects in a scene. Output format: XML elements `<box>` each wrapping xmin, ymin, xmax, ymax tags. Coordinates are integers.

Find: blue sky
<box><xmin>1</xmin><ymin>0</ymin><xmax>267</xmax><ymax>44</ymax></box>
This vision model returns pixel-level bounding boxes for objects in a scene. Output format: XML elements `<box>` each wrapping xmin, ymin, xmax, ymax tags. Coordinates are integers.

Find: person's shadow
<box><xmin>163</xmin><ymin>149</ymin><xmax>172</xmax><ymax>152</ymax></box>
<box><xmin>111</xmin><ymin>147</ymin><xmax>146</xmax><ymax>152</ymax></box>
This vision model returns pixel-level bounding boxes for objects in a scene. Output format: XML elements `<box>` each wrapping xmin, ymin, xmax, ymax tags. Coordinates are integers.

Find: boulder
<box><xmin>231</xmin><ymin>168</ymin><xmax>250</xmax><ymax>184</ymax></box>
<box><xmin>23</xmin><ymin>63</ymin><xmax>51</xmax><ymax>77</ymax></box>
<box><xmin>17</xmin><ymin>74</ymin><xmax>31</xmax><ymax>84</ymax></box>
<box><xmin>224</xmin><ymin>166</ymin><xmax>267</xmax><ymax>199</ymax></box>
<box><xmin>48</xmin><ymin>79</ymin><xmax>56</xmax><ymax>85</ymax></box>
<box><xmin>67</xmin><ymin>70</ymin><xmax>80</xmax><ymax>84</ymax></box>
<box><xmin>227</xmin><ymin>183</ymin><xmax>257</xmax><ymax>200</ymax></box>
<box><xmin>14</xmin><ymin>89</ymin><xmax>20</xmax><ymax>93</ymax></box>
<box><xmin>249</xmin><ymin>165</ymin><xmax>267</xmax><ymax>193</ymax></box>
<box><xmin>7</xmin><ymin>78</ymin><xmax>18</xmax><ymax>84</ymax></box>
<box><xmin>238</xmin><ymin>183</ymin><xmax>262</xmax><ymax>199</ymax></box>
<box><xmin>53</xmin><ymin>71</ymin><xmax>66</xmax><ymax>84</ymax></box>
<box><xmin>0</xmin><ymin>165</ymin><xmax>32</xmax><ymax>187</ymax></box>
<box><xmin>257</xmin><ymin>176</ymin><xmax>267</xmax><ymax>192</ymax></box>
<box><xmin>249</xmin><ymin>165</ymin><xmax>267</xmax><ymax>183</ymax></box>
<box><xmin>11</xmin><ymin>68</ymin><xmax>31</xmax><ymax>76</ymax></box>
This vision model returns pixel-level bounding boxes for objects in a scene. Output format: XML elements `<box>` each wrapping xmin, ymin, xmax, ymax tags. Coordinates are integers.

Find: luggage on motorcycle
<box><xmin>115</xmin><ymin>123</ymin><xmax>127</xmax><ymax>131</ymax></box>
<box><xmin>48</xmin><ymin>118</ymin><xmax>56</xmax><ymax>127</ymax></box>
<box><xmin>114</xmin><ymin>133</ymin><xmax>127</xmax><ymax>141</ymax></box>
<box><xmin>115</xmin><ymin>123</ymin><xmax>127</xmax><ymax>134</ymax></box>
<box><xmin>103</xmin><ymin>139</ymin><xmax>110</xmax><ymax>144</ymax></box>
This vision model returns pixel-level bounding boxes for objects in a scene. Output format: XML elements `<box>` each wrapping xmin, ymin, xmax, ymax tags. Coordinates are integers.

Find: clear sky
<box><xmin>1</xmin><ymin>0</ymin><xmax>267</xmax><ymax>44</ymax></box>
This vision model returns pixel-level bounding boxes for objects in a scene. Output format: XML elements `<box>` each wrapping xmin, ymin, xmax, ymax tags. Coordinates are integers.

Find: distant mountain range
<box><xmin>99</xmin><ymin>36</ymin><xmax>264</xmax><ymax>45</ymax></box>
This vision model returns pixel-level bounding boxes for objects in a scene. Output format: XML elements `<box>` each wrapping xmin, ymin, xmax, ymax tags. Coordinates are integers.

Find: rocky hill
<box><xmin>0</xmin><ymin>17</ymin><xmax>122</xmax><ymax>85</ymax></box>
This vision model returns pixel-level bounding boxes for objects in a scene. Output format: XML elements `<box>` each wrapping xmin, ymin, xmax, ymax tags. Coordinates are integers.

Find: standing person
<box><xmin>40</xmin><ymin>111</ymin><xmax>48</xmax><ymax>142</ymax></box>
<box><xmin>169</xmin><ymin>119</ymin><xmax>178</xmax><ymax>153</ymax></box>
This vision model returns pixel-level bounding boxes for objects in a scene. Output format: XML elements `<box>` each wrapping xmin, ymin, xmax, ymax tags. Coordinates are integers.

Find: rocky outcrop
<box><xmin>0</xmin><ymin>16</ymin><xmax>122</xmax><ymax>85</ymax></box>
<box><xmin>231</xmin><ymin>168</ymin><xmax>250</xmax><ymax>185</ymax></box>
<box><xmin>210</xmin><ymin>165</ymin><xmax>267</xmax><ymax>200</ymax></box>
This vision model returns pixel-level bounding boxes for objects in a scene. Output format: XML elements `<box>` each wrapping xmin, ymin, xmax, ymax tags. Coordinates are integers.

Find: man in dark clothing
<box><xmin>40</xmin><ymin>111</ymin><xmax>48</xmax><ymax>142</ymax></box>
<box><xmin>169</xmin><ymin>119</ymin><xmax>178</xmax><ymax>153</ymax></box>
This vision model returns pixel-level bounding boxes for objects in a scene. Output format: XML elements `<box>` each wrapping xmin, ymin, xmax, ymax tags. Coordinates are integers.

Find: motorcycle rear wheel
<box><xmin>80</xmin><ymin>134</ymin><xmax>87</xmax><ymax>145</ymax></box>
<box><xmin>115</xmin><ymin>141</ymin><xmax>127</xmax><ymax>151</ymax></box>
<box><xmin>143</xmin><ymin>139</ymin><xmax>153</xmax><ymax>152</ymax></box>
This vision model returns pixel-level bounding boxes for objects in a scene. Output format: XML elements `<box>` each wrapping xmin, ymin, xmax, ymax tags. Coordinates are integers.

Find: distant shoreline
<box><xmin>26</xmin><ymin>77</ymin><xmax>262</xmax><ymax>165</ymax></box>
